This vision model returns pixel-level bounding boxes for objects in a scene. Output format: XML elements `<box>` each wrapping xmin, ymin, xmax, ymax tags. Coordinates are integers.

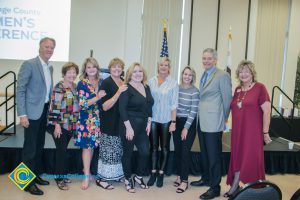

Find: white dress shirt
<box><xmin>39</xmin><ymin>56</ymin><xmax>52</xmax><ymax>103</ymax></box>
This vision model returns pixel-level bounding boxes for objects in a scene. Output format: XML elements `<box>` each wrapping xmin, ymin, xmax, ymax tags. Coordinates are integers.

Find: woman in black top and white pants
<box><xmin>119</xmin><ymin>62</ymin><xmax>154</xmax><ymax>193</ymax></box>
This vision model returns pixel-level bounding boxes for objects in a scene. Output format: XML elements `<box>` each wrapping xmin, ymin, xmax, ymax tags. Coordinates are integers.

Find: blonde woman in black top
<box><xmin>119</xmin><ymin>62</ymin><xmax>154</xmax><ymax>193</ymax></box>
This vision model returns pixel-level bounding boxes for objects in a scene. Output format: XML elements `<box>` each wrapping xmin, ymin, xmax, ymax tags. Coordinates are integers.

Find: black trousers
<box><xmin>198</xmin><ymin>120</ymin><xmax>223</xmax><ymax>192</ymax></box>
<box><xmin>121</xmin><ymin>117</ymin><xmax>150</xmax><ymax>179</ymax></box>
<box><xmin>47</xmin><ymin>125</ymin><xmax>72</xmax><ymax>180</ymax></box>
<box><xmin>149</xmin><ymin>121</ymin><xmax>171</xmax><ymax>172</ymax></box>
<box><xmin>22</xmin><ymin>103</ymin><xmax>49</xmax><ymax>183</ymax></box>
<box><xmin>173</xmin><ymin>117</ymin><xmax>196</xmax><ymax>181</ymax></box>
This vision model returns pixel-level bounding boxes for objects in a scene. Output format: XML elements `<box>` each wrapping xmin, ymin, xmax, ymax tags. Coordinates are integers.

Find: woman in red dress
<box><xmin>224</xmin><ymin>60</ymin><xmax>272</xmax><ymax>198</ymax></box>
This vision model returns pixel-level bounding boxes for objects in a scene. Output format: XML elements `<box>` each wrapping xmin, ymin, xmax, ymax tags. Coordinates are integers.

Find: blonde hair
<box><xmin>80</xmin><ymin>57</ymin><xmax>100</xmax><ymax>80</ymax></box>
<box><xmin>157</xmin><ymin>57</ymin><xmax>171</xmax><ymax>74</ymax></box>
<box><xmin>108</xmin><ymin>57</ymin><xmax>125</xmax><ymax>71</ymax></box>
<box><xmin>125</xmin><ymin>62</ymin><xmax>148</xmax><ymax>85</ymax></box>
<box><xmin>236</xmin><ymin>60</ymin><xmax>257</xmax><ymax>86</ymax></box>
<box><xmin>180</xmin><ymin>66</ymin><xmax>196</xmax><ymax>85</ymax></box>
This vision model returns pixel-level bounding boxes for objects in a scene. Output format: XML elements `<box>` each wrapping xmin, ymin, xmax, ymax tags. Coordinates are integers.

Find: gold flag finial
<box><xmin>228</xmin><ymin>25</ymin><xmax>232</xmax><ymax>39</ymax></box>
<box><xmin>161</xmin><ymin>18</ymin><xmax>168</xmax><ymax>31</ymax></box>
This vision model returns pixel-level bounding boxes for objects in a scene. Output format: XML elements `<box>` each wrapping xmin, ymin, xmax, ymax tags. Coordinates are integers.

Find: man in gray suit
<box><xmin>190</xmin><ymin>48</ymin><xmax>232</xmax><ymax>199</ymax></box>
<box><xmin>17</xmin><ymin>37</ymin><xmax>55</xmax><ymax>195</ymax></box>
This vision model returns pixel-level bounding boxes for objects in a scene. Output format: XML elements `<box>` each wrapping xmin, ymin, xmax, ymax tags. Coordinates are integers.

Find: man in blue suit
<box><xmin>16</xmin><ymin>37</ymin><xmax>55</xmax><ymax>195</ymax></box>
<box><xmin>191</xmin><ymin>48</ymin><xmax>232</xmax><ymax>199</ymax></box>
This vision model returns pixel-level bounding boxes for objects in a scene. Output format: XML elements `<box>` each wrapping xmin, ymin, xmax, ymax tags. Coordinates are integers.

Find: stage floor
<box><xmin>0</xmin><ymin>125</ymin><xmax>300</xmax><ymax>175</ymax></box>
<box><xmin>0</xmin><ymin>125</ymin><xmax>299</xmax><ymax>152</ymax></box>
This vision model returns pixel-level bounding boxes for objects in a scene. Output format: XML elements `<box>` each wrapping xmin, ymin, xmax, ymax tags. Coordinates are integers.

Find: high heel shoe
<box><xmin>223</xmin><ymin>185</ymin><xmax>241</xmax><ymax>198</ymax></box>
<box><xmin>125</xmin><ymin>178</ymin><xmax>135</xmax><ymax>193</ymax></box>
<box><xmin>147</xmin><ymin>172</ymin><xmax>157</xmax><ymax>186</ymax></box>
<box><xmin>133</xmin><ymin>175</ymin><xmax>148</xmax><ymax>189</ymax></box>
<box><xmin>176</xmin><ymin>180</ymin><xmax>188</xmax><ymax>193</ymax></box>
<box><xmin>96</xmin><ymin>178</ymin><xmax>114</xmax><ymax>190</ymax></box>
<box><xmin>173</xmin><ymin>177</ymin><xmax>181</xmax><ymax>187</ymax></box>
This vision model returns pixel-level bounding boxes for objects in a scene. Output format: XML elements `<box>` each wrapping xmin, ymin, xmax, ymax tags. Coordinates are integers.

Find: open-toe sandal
<box><xmin>176</xmin><ymin>181</ymin><xmax>188</xmax><ymax>193</ymax></box>
<box><xmin>133</xmin><ymin>175</ymin><xmax>148</xmax><ymax>189</ymax></box>
<box><xmin>173</xmin><ymin>180</ymin><xmax>181</xmax><ymax>187</ymax></box>
<box><xmin>56</xmin><ymin>180</ymin><xmax>69</xmax><ymax>190</ymax></box>
<box><xmin>125</xmin><ymin>178</ymin><xmax>135</xmax><ymax>193</ymax></box>
<box><xmin>96</xmin><ymin>179</ymin><xmax>114</xmax><ymax>190</ymax></box>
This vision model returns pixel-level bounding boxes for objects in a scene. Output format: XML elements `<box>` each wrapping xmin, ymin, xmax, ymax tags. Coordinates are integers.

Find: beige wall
<box><xmin>190</xmin><ymin>0</ymin><xmax>249</xmax><ymax>90</ymax></box>
<box><xmin>283</xmin><ymin>0</ymin><xmax>300</xmax><ymax>107</ymax></box>
<box><xmin>1</xmin><ymin>0</ymin><xmax>299</xmax><ymax>123</ymax></box>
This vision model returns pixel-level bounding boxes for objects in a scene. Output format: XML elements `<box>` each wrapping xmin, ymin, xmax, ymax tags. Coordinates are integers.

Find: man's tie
<box><xmin>201</xmin><ymin>72</ymin><xmax>208</xmax><ymax>88</ymax></box>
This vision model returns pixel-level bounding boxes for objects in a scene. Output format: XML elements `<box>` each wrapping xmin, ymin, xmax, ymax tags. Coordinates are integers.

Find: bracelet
<box><xmin>171</xmin><ymin>120</ymin><xmax>176</xmax><ymax>123</ymax></box>
<box><xmin>263</xmin><ymin>132</ymin><xmax>269</xmax><ymax>134</ymax></box>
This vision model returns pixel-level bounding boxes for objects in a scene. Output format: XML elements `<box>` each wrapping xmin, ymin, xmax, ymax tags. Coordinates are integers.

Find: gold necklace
<box><xmin>236</xmin><ymin>83</ymin><xmax>252</xmax><ymax>109</ymax></box>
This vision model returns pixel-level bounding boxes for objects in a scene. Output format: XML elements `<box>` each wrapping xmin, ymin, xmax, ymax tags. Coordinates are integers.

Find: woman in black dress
<box><xmin>119</xmin><ymin>62</ymin><xmax>154</xmax><ymax>193</ymax></box>
<box><xmin>96</xmin><ymin>58</ymin><xmax>127</xmax><ymax>190</ymax></box>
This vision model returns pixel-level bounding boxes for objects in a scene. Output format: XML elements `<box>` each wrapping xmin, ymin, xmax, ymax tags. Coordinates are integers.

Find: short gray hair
<box><xmin>203</xmin><ymin>48</ymin><xmax>218</xmax><ymax>60</ymax></box>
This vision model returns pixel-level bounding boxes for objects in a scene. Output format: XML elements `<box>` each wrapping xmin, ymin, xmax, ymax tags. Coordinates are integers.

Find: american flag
<box><xmin>225</xmin><ymin>27</ymin><xmax>232</xmax><ymax>76</ymax></box>
<box><xmin>160</xmin><ymin>27</ymin><xmax>169</xmax><ymax>58</ymax></box>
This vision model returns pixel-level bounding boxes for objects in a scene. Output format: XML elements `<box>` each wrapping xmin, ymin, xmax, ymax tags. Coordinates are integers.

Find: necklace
<box><xmin>236</xmin><ymin>82</ymin><xmax>252</xmax><ymax>109</ymax></box>
<box><xmin>236</xmin><ymin>91</ymin><xmax>247</xmax><ymax>109</ymax></box>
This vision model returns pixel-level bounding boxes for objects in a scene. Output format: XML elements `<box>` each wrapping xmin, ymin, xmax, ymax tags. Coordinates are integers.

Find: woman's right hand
<box><xmin>126</xmin><ymin>127</ymin><xmax>134</xmax><ymax>141</ymax></box>
<box><xmin>54</xmin><ymin>124</ymin><xmax>62</xmax><ymax>139</ymax></box>
<box><xmin>97</xmin><ymin>90</ymin><xmax>106</xmax><ymax>100</ymax></box>
<box><xmin>118</xmin><ymin>84</ymin><xmax>128</xmax><ymax>94</ymax></box>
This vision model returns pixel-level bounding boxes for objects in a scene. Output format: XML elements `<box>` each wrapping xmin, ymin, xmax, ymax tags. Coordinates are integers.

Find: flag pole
<box><xmin>225</xmin><ymin>26</ymin><xmax>232</xmax><ymax>76</ymax></box>
<box><xmin>160</xmin><ymin>18</ymin><xmax>169</xmax><ymax>58</ymax></box>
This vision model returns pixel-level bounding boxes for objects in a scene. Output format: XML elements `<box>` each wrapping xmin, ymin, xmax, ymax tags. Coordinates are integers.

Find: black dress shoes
<box><xmin>35</xmin><ymin>175</ymin><xmax>50</xmax><ymax>185</ymax></box>
<box><xmin>190</xmin><ymin>179</ymin><xmax>209</xmax><ymax>187</ymax></box>
<box><xmin>199</xmin><ymin>188</ymin><xmax>220</xmax><ymax>199</ymax></box>
<box><xmin>24</xmin><ymin>184</ymin><xmax>44</xmax><ymax>195</ymax></box>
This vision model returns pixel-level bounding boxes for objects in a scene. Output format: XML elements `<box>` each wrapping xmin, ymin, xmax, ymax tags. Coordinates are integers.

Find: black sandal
<box><xmin>125</xmin><ymin>178</ymin><xmax>135</xmax><ymax>193</ymax></box>
<box><xmin>223</xmin><ymin>185</ymin><xmax>241</xmax><ymax>198</ymax></box>
<box><xmin>173</xmin><ymin>179</ymin><xmax>181</xmax><ymax>187</ymax></box>
<box><xmin>96</xmin><ymin>179</ymin><xmax>114</xmax><ymax>190</ymax></box>
<box><xmin>176</xmin><ymin>181</ymin><xmax>188</xmax><ymax>193</ymax></box>
<box><xmin>133</xmin><ymin>175</ymin><xmax>149</xmax><ymax>189</ymax></box>
<box><xmin>63</xmin><ymin>178</ymin><xmax>71</xmax><ymax>183</ymax></box>
<box><xmin>56</xmin><ymin>179</ymin><xmax>69</xmax><ymax>190</ymax></box>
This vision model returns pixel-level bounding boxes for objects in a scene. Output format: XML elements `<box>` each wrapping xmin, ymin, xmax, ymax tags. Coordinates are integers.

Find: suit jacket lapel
<box><xmin>36</xmin><ymin>56</ymin><xmax>47</xmax><ymax>85</ymax></box>
<box><xmin>203</xmin><ymin>69</ymin><xmax>217</xmax><ymax>89</ymax></box>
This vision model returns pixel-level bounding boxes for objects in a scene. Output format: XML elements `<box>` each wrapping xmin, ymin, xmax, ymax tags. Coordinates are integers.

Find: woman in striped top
<box><xmin>173</xmin><ymin>66</ymin><xmax>200</xmax><ymax>193</ymax></box>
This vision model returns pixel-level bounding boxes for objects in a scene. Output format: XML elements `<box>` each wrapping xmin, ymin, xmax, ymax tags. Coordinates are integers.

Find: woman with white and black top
<box><xmin>148</xmin><ymin>57</ymin><xmax>178</xmax><ymax>188</ymax></box>
<box><xmin>173</xmin><ymin>66</ymin><xmax>200</xmax><ymax>193</ymax></box>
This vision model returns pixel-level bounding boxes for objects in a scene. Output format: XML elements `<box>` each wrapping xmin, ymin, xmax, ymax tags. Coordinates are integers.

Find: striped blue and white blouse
<box><xmin>149</xmin><ymin>75</ymin><xmax>178</xmax><ymax>123</ymax></box>
<box><xmin>177</xmin><ymin>86</ymin><xmax>200</xmax><ymax>129</ymax></box>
